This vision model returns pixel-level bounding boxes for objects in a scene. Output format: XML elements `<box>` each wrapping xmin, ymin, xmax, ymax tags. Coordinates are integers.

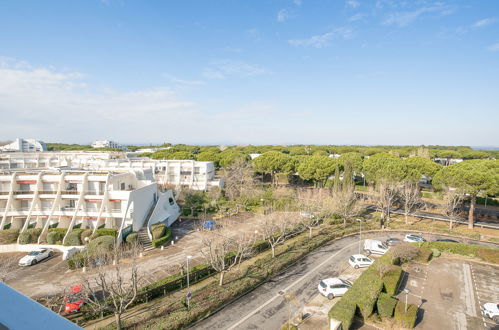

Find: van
<box><xmin>364</xmin><ymin>239</ymin><xmax>389</xmax><ymax>255</ymax></box>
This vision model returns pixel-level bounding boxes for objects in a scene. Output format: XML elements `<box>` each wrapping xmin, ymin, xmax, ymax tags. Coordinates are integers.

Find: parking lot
<box><xmin>398</xmin><ymin>257</ymin><xmax>499</xmax><ymax>330</ymax></box>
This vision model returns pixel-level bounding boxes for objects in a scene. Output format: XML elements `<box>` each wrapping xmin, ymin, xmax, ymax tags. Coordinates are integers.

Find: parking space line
<box><xmin>469</xmin><ymin>263</ymin><xmax>493</xmax><ymax>330</ymax></box>
<box><xmin>462</xmin><ymin>263</ymin><xmax>477</xmax><ymax>317</ymax></box>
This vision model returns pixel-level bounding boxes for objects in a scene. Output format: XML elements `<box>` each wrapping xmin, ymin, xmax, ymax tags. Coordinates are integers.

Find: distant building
<box><xmin>249</xmin><ymin>153</ymin><xmax>261</xmax><ymax>160</ymax></box>
<box><xmin>0</xmin><ymin>138</ymin><xmax>47</xmax><ymax>153</ymax></box>
<box><xmin>329</xmin><ymin>154</ymin><xmax>341</xmax><ymax>159</ymax></box>
<box><xmin>91</xmin><ymin>140</ymin><xmax>127</xmax><ymax>150</ymax></box>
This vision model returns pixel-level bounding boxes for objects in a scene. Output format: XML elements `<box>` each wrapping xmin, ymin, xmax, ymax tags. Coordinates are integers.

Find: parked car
<box><xmin>385</xmin><ymin>238</ymin><xmax>402</xmax><ymax>246</ymax></box>
<box><xmin>482</xmin><ymin>303</ymin><xmax>499</xmax><ymax>323</ymax></box>
<box><xmin>202</xmin><ymin>220</ymin><xmax>216</xmax><ymax>230</ymax></box>
<box><xmin>404</xmin><ymin>234</ymin><xmax>426</xmax><ymax>243</ymax></box>
<box><xmin>348</xmin><ymin>254</ymin><xmax>374</xmax><ymax>269</ymax></box>
<box><xmin>318</xmin><ymin>278</ymin><xmax>353</xmax><ymax>300</ymax></box>
<box><xmin>364</xmin><ymin>239</ymin><xmax>389</xmax><ymax>255</ymax></box>
<box><xmin>434</xmin><ymin>238</ymin><xmax>459</xmax><ymax>243</ymax></box>
<box><xmin>64</xmin><ymin>285</ymin><xmax>85</xmax><ymax>314</ymax></box>
<box><xmin>18</xmin><ymin>248</ymin><xmax>53</xmax><ymax>266</ymax></box>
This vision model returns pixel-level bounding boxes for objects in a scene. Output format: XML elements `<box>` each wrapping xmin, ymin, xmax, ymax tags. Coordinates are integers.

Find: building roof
<box><xmin>0</xmin><ymin>283</ymin><xmax>81</xmax><ymax>330</ymax></box>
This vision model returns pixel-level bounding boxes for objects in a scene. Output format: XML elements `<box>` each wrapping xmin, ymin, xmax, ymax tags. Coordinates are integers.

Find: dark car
<box><xmin>385</xmin><ymin>238</ymin><xmax>402</xmax><ymax>246</ymax></box>
<box><xmin>435</xmin><ymin>238</ymin><xmax>459</xmax><ymax>243</ymax></box>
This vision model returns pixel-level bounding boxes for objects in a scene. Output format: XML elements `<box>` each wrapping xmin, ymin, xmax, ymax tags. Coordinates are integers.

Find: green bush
<box><xmin>329</xmin><ymin>299</ymin><xmax>357</xmax><ymax>330</ymax></box>
<box><xmin>431</xmin><ymin>248</ymin><xmax>441</xmax><ymax>258</ymax></box>
<box><xmin>87</xmin><ymin>235</ymin><xmax>115</xmax><ymax>255</ymax></box>
<box><xmin>126</xmin><ymin>232</ymin><xmax>138</xmax><ymax>244</ymax></box>
<box><xmin>0</xmin><ymin>229</ymin><xmax>19</xmax><ymax>244</ymax></box>
<box><xmin>415</xmin><ymin>247</ymin><xmax>433</xmax><ymax>263</ymax></box>
<box><xmin>377</xmin><ymin>292</ymin><xmax>398</xmax><ymax>317</ymax></box>
<box><xmin>80</xmin><ymin>229</ymin><xmax>93</xmax><ymax>244</ymax></box>
<box><xmin>47</xmin><ymin>231</ymin><xmax>64</xmax><ymax>245</ymax></box>
<box><xmin>24</xmin><ymin>228</ymin><xmax>43</xmax><ymax>243</ymax></box>
<box><xmin>48</xmin><ymin>228</ymin><xmax>68</xmax><ymax>235</ymax></box>
<box><xmin>67</xmin><ymin>252</ymin><xmax>86</xmax><ymax>270</ymax></box>
<box><xmin>95</xmin><ymin>228</ymin><xmax>118</xmax><ymax>238</ymax></box>
<box><xmin>64</xmin><ymin>229</ymin><xmax>84</xmax><ymax>246</ymax></box>
<box><xmin>382</xmin><ymin>266</ymin><xmax>403</xmax><ymax>296</ymax></box>
<box><xmin>18</xmin><ymin>232</ymin><xmax>32</xmax><ymax>244</ymax></box>
<box><xmin>394</xmin><ymin>301</ymin><xmax>418</xmax><ymax>328</ymax></box>
<box><xmin>151</xmin><ymin>223</ymin><xmax>166</xmax><ymax>240</ymax></box>
<box><xmin>280</xmin><ymin>323</ymin><xmax>298</xmax><ymax>330</ymax></box>
<box><xmin>152</xmin><ymin>228</ymin><xmax>171</xmax><ymax>248</ymax></box>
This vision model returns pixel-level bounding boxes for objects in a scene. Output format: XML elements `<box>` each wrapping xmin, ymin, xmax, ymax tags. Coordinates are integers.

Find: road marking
<box><xmin>226</xmin><ymin>239</ymin><xmax>360</xmax><ymax>330</ymax></box>
<box><xmin>462</xmin><ymin>263</ymin><xmax>477</xmax><ymax>317</ymax></box>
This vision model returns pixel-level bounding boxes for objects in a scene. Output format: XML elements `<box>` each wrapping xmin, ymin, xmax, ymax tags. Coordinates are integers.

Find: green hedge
<box><xmin>415</xmin><ymin>247</ymin><xmax>433</xmax><ymax>263</ymax></box>
<box><xmin>420</xmin><ymin>242</ymin><xmax>499</xmax><ymax>264</ymax></box>
<box><xmin>67</xmin><ymin>235</ymin><xmax>116</xmax><ymax>270</ymax></box>
<box><xmin>18</xmin><ymin>228</ymin><xmax>43</xmax><ymax>244</ymax></box>
<box><xmin>0</xmin><ymin>229</ymin><xmax>20</xmax><ymax>244</ymax></box>
<box><xmin>47</xmin><ymin>231</ymin><xmax>64</xmax><ymax>245</ymax></box>
<box><xmin>80</xmin><ymin>229</ymin><xmax>93</xmax><ymax>244</ymax></box>
<box><xmin>394</xmin><ymin>301</ymin><xmax>418</xmax><ymax>328</ymax></box>
<box><xmin>152</xmin><ymin>223</ymin><xmax>166</xmax><ymax>240</ymax></box>
<box><xmin>95</xmin><ymin>228</ymin><xmax>118</xmax><ymax>238</ymax></box>
<box><xmin>377</xmin><ymin>292</ymin><xmax>398</xmax><ymax>317</ymax></box>
<box><xmin>152</xmin><ymin>228</ymin><xmax>172</xmax><ymax>248</ymax></box>
<box><xmin>64</xmin><ymin>229</ymin><xmax>84</xmax><ymax>246</ymax></box>
<box><xmin>382</xmin><ymin>266</ymin><xmax>403</xmax><ymax>296</ymax></box>
<box><xmin>48</xmin><ymin>228</ymin><xmax>68</xmax><ymax>235</ymax></box>
<box><xmin>18</xmin><ymin>232</ymin><xmax>32</xmax><ymax>244</ymax></box>
<box><xmin>126</xmin><ymin>232</ymin><xmax>138</xmax><ymax>244</ymax></box>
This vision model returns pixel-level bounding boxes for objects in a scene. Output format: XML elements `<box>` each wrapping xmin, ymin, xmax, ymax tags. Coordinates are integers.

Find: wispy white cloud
<box><xmin>246</xmin><ymin>28</ymin><xmax>260</xmax><ymax>41</ymax></box>
<box><xmin>162</xmin><ymin>74</ymin><xmax>205</xmax><ymax>86</ymax></box>
<box><xmin>346</xmin><ymin>0</ymin><xmax>360</xmax><ymax>9</ymax></box>
<box><xmin>472</xmin><ymin>17</ymin><xmax>497</xmax><ymax>28</ymax></box>
<box><xmin>349</xmin><ymin>13</ymin><xmax>366</xmax><ymax>21</ymax></box>
<box><xmin>293</xmin><ymin>0</ymin><xmax>302</xmax><ymax>6</ymax></box>
<box><xmin>488</xmin><ymin>42</ymin><xmax>499</xmax><ymax>52</ymax></box>
<box><xmin>288</xmin><ymin>28</ymin><xmax>353</xmax><ymax>48</ymax></box>
<box><xmin>382</xmin><ymin>4</ymin><xmax>453</xmax><ymax>27</ymax></box>
<box><xmin>277</xmin><ymin>9</ymin><xmax>293</xmax><ymax>22</ymax></box>
<box><xmin>203</xmin><ymin>60</ymin><xmax>268</xmax><ymax>79</ymax></box>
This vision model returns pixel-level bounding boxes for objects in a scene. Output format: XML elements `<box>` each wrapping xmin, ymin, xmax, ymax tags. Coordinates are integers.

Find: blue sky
<box><xmin>0</xmin><ymin>0</ymin><xmax>498</xmax><ymax>146</ymax></box>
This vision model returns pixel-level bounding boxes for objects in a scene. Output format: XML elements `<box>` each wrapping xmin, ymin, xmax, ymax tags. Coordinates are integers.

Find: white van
<box><xmin>364</xmin><ymin>239</ymin><xmax>389</xmax><ymax>255</ymax></box>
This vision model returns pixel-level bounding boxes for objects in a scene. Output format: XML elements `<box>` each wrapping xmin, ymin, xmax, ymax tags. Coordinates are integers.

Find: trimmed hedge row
<box><xmin>394</xmin><ymin>301</ymin><xmax>418</xmax><ymax>328</ymax></box>
<box><xmin>151</xmin><ymin>224</ymin><xmax>172</xmax><ymax>248</ymax></box>
<box><xmin>377</xmin><ymin>292</ymin><xmax>398</xmax><ymax>317</ymax></box>
<box><xmin>47</xmin><ymin>231</ymin><xmax>64</xmax><ymax>244</ymax></box>
<box><xmin>0</xmin><ymin>229</ymin><xmax>20</xmax><ymax>244</ymax></box>
<box><xmin>382</xmin><ymin>267</ymin><xmax>403</xmax><ymax>296</ymax></box>
<box><xmin>18</xmin><ymin>228</ymin><xmax>42</xmax><ymax>244</ymax></box>
<box><xmin>64</xmin><ymin>229</ymin><xmax>84</xmax><ymax>246</ymax></box>
<box><xmin>126</xmin><ymin>232</ymin><xmax>138</xmax><ymax>243</ymax></box>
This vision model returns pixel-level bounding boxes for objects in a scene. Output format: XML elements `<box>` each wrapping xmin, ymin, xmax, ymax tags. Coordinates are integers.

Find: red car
<box><xmin>64</xmin><ymin>285</ymin><xmax>85</xmax><ymax>313</ymax></box>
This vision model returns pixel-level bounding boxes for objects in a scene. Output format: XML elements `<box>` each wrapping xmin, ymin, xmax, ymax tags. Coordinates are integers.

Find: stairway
<box><xmin>138</xmin><ymin>227</ymin><xmax>153</xmax><ymax>251</ymax></box>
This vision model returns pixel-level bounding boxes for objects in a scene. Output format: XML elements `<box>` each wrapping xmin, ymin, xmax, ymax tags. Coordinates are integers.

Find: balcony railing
<box><xmin>111</xmin><ymin>209</ymin><xmax>122</xmax><ymax>213</ymax></box>
<box><xmin>84</xmin><ymin>191</ymin><xmax>104</xmax><ymax>195</ymax></box>
<box><xmin>0</xmin><ymin>191</ymin><xmax>9</xmax><ymax>195</ymax></box>
<box><xmin>61</xmin><ymin>191</ymin><xmax>79</xmax><ymax>195</ymax></box>
<box><xmin>38</xmin><ymin>191</ymin><xmax>58</xmax><ymax>194</ymax></box>
<box><xmin>13</xmin><ymin>191</ymin><xmax>34</xmax><ymax>195</ymax></box>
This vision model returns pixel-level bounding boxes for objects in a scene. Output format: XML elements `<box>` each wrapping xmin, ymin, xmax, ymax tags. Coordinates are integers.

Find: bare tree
<box><xmin>260</xmin><ymin>213</ymin><xmax>298</xmax><ymax>258</ymax></box>
<box><xmin>0</xmin><ymin>256</ymin><xmax>17</xmax><ymax>283</ymax></box>
<box><xmin>331</xmin><ymin>187</ymin><xmax>363</xmax><ymax>227</ymax></box>
<box><xmin>400</xmin><ymin>181</ymin><xmax>421</xmax><ymax>224</ymax></box>
<box><xmin>201</xmin><ymin>229</ymin><xmax>254</xmax><ymax>286</ymax></box>
<box><xmin>222</xmin><ymin>158</ymin><xmax>256</xmax><ymax>201</ymax></box>
<box><xmin>80</xmin><ymin>243</ymin><xmax>143</xmax><ymax>330</ymax></box>
<box><xmin>371</xmin><ymin>179</ymin><xmax>399</xmax><ymax>228</ymax></box>
<box><xmin>297</xmin><ymin>189</ymin><xmax>325</xmax><ymax>238</ymax></box>
<box><xmin>391</xmin><ymin>244</ymin><xmax>419</xmax><ymax>263</ymax></box>
<box><xmin>442</xmin><ymin>186</ymin><xmax>464</xmax><ymax>229</ymax></box>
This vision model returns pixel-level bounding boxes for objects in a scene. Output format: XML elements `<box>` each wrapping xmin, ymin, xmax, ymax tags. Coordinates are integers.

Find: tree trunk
<box><xmin>404</xmin><ymin>213</ymin><xmax>409</xmax><ymax>224</ymax></box>
<box><xmin>271</xmin><ymin>245</ymin><xmax>276</xmax><ymax>258</ymax></box>
<box><xmin>309</xmin><ymin>227</ymin><xmax>312</xmax><ymax>238</ymax></box>
<box><xmin>468</xmin><ymin>195</ymin><xmax>476</xmax><ymax>229</ymax></box>
<box><xmin>219</xmin><ymin>271</ymin><xmax>225</xmax><ymax>286</ymax></box>
<box><xmin>115</xmin><ymin>313</ymin><xmax>122</xmax><ymax>330</ymax></box>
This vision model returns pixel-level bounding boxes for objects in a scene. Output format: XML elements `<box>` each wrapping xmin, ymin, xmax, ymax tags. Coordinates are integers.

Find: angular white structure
<box><xmin>0</xmin><ymin>168</ymin><xmax>180</xmax><ymax>245</ymax></box>
<box><xmin>0</xmin><ymin>138</ymin><xmax>47</xmax><ymax>153</ymax></box>
<box><xmin>91</xmin><ymin>140</ymin><xmax>127</xmax><ymax>150</ymax></box>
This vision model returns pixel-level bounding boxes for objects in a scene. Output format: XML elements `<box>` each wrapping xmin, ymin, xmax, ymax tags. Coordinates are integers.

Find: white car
<box><xmin>19</xmin><ymin>248</ymin><xmax>53</xmax><ymax>266</ymax></box>
<box><xmin>318</xmin><ymin>278</ymin><xmax>353</xmax><ymax>300</ymax></box>
<box><xmin>364</xmin><ymin>239</ymin><xmax>389</xmax><ymax>255</ymax></box>
<box><xmin>348</xmin><ymin>254</ymin><xmax>374</xmax><ymax>269</ymax></box>
<box><xmin>482</xmin><ymin>303</ymin><xmax>499</xmax><ymax>323</ymax></box>
<box><xmin>404</xmin><ymin>234</ymin><xmax>426</xmax><ymax>243</ymax></box>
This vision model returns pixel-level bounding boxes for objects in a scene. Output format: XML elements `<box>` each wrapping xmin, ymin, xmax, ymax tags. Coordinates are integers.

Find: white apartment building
<box><xmin>0</xmin><ymin>153</ymin><xmax>223</xmax><ymax>191</ymax></box>
<box><xmin>0</xmin><ymin>168</ymin><xmax>180</xmax><ymax>245</ymax></box>
<box><xmin>0</xmin><ymin>138</ymin><xmax>47</xmax><ymax>153</ymax></box>
<box><xmin>91</xmin><ymin>140</ymin><xmax>127</xmax><ymax>150</ymax></box>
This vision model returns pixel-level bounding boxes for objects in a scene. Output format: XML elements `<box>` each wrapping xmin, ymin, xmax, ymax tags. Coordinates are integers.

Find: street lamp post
<box><xmin>403</xmin><ymin>288</ymin><xmax>411</xmax><ymax>312</ymax></box>
<box><xmin>356</xmin><ymin>218</ymin><xmax>363</xmax><ymax>254</ymax></box>
<box><xmin>186</xmin><ymin>255</ymin><xmax>193</xmax><ymax>309</ymax></box>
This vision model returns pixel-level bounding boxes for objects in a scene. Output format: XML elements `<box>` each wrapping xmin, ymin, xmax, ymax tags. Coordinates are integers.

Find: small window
<box><xmin>169</xmin><ymin>197</ymin><xmax>174</xmax><ymax>206</ymax></box>
<box><xmin>120</xmin><ymin>182</ymin><xmax>125</xmax><ymax>190</ymax></box>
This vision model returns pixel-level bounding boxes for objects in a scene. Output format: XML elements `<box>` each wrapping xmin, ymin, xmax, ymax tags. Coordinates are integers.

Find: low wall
<box><xmin>0</xmin><ymin>244</ymin><xmax>85</xmax><ymax>260</ymax></box>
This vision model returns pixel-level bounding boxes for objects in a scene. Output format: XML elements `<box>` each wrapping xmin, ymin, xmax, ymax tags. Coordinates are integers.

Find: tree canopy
<box><xmin>362</xmin><ymin>153</ymin><xmax>407</xmax><ymax>183</ymax></box>
<box><xmin>297</xmin><ymin>155</ymin><xmax>338</xmax><ymax>186</ymax></box>
<box><xmin>404</xmin><ymin>156</ymin><xmax>442</xmax><ymax>182</ymax></box>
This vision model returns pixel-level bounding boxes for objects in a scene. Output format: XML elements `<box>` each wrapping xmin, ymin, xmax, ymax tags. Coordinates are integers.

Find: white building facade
<box><xmin>0</xmin><ymin>168</ymin><xmax>180</xmax><ymax>245</ymax></box>
<box><xmin>0</xmin><ymin>139</ymin><xmax>47</xmax><ymax>153</ymax></box>
<box><xmin>91</xmin><ymin>140</ymin><xmax>127</xmax><ymax>150</ymax></box>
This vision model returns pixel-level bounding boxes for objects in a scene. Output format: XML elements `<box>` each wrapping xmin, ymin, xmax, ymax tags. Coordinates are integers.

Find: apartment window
<box><xmin>169</xmin><ymin>197</ymin><xmax>175</xmax><ymax>206</ymax></box>
<box><xmin>120</xmin><ymin>182</ymin><xmax>125</xmax><ymax>190</ymax></box>
<box><xmin>19</xmin><ymin>184</ymin><xmax>31</xmax><ymax>191</ymax></box>
<box><xmin>69</xmin><ymin>200</ymin><xmax>76</xmax><ymax>208</ymax></box>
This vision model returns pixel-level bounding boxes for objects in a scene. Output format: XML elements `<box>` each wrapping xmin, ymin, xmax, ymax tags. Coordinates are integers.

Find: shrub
<box><xmin>26</xmin><ymin>228</ymin><xmax>42</xmax><ymax>240</ymax></box>
<box><xmin>48</xmin><ymin>228</ymin><xmax>68</xmax><ymax>235</ymax></box>
<box><xmin>152</xmin><ymin>228</ymin><xmax>172</xmax><ymax>248</ymax></box>
<box><xmin>394</xmin><ymin>301</ymin><xmax>418</xmax><ymax>328</ymax></box>
<box><xmin>18</xmin><ymin>232</ymin><xmax>32</xmax><ymax>244</ymax></box>
<box><xmin>80</xmin><ymin>229</ymin><xmax>93</xmax><ymax>244</ymax></box>
<box><xmin>126</xmin><ymin>232</ymin><xmax>138</xmax><ymax>244</ymax></box>
<box><xmin>67</xmin><ymin>252</ymin><xmax>86</xmax><ymax>270</ymax></box>
<box><xmin>431</xmin><ymin>248</ymin><xmax>441</xmax><ymax>258</ymax></box>
<box><xmin>377</xmin><ymin>292</ymin><xmax>398</xmax><ymax>317</ymax></box>
<box><xmin>382</xmin><ymin>266</ymin><xmax>403</xmax><ymax>296</ymax></box>
<box><xmin>47</xmin><ymin>231</ymin><xmax>64</xmax><ymax>245</ymax></box>
<box><xmin>280</xmin><ymin>323</ymin><xmax>298</xmax><ymax>330</ymax></box>
<box><xmin>95</xmin><ymin>228</ymin><xmax>118</xmax><ymax>238</ymax></box>
<box><xmin>415</xmin><ymin>247</ymin><xmax>433</xmax><ymax>263</ymax></box>
<box><xmin>64</xmin><ymin>229</ymin><xmax>84</xmax><ymax>246</ymax></box>
<box><xmin>0</xmin><ymin>229</ymin><xmax>19</xmax><ymax>244</ymax></box>
<box><xmin>477</xmin><ymin>249</ymin><xmax>499</xmax><ymax>264</ymax></box>
<box><xmin>328</xmin><ymin>299</ymin><xmax>357</xmax><ymax>330</ymax></box>
<box><xmin>152</xmin><ymin>223</ymin><xmax>166</xmax><ymax>240</ymax></box>
<box><xmin>87</xmin><ymin>235</ymin><xmax>115</xmax><ymax>255</ymax></box>
<box><xmin>391</xmin><ymin>245</ymin><xmax>419</xmax><ymax>263</ymax></box>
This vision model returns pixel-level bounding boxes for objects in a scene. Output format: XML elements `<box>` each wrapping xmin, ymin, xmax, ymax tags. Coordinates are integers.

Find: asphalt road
<box><xmin>192</xmin><ymin>232</ymin><xmax>499</xmax><ymax>330</ymax></box>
